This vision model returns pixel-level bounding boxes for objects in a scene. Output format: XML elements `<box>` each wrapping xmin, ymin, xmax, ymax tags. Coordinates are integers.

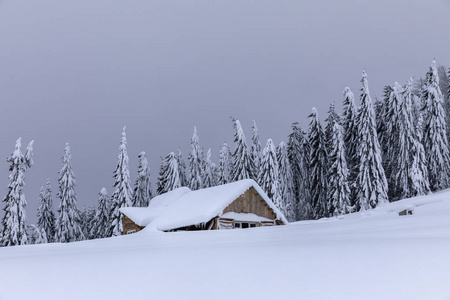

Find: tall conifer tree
<box><xmin>218</xmin><ymin>143</ymin><xmax>232</xmax><ymax>185</ymax></box>
<box><xmin>308</xmin><ymin>108</ymin><xmax>328</xmax><ymax>219</ymax></box>
<box><xmin>91</xmin><ymin>188</ymin><xmax>110</xmax><ymax>239</ymax></box>
<box><xmin>1</xmin><ymin>138</ymin><xmax>34</xmax><ymax>246</ymax></box>
<box><xmin>156</xmin><ymin>152</ymin><xmax>182</xmax><ymax>195</ymax></box>
<box><xmin>355</xmin><ymin>71</ymin><xmax>388</xmax><ymax>210</ymax></box>
<box><xmin>258</xmin><ymin>139</ymin><xmax>282</xmax><ymax>211</ymax></box>
<box><xmin>55</xmin><ymin>143</ymin><xmax>84</xmax><ymax>242</ymax></box>
<box><xmin>277</xmin><ymin>141</ymin><xmax>295</xmax><ymax>221</ymax></box>
<box><xmin>231</xmin><ymin>118</ymin><xmax>255</xmax><ymax>181</ymax></box>
<box><xmin>177</xmin><ymin>148</ymin><xmax>188</xmax><ymax>187</ymax></box>
<box><xmin>203</xmin><ymin>149</ymin><xmax>218</xmax><ymax>188</ymax></box>
<box><xmin>251</xmin><ymin>120</ymin><xmax>262</xmax><ymax>176</ymax></box>
<box><xmin>188</xmin><ymin>127</ymin><xmax>204</xmax><ymax>191</ymax></box>
<box><xmin>109</xmin><ymin>127</ymin><xmax>133</xmax><ymax>236</ymax></box>
<box><xmin>132</xmin><ymin>151</ymin><xmax>152</xmax><ymax>207</ymax></box>
<box><xmin>421</xmin><ymin>59</ymin><xmax>450</xmax><ymax>191</ymax></box>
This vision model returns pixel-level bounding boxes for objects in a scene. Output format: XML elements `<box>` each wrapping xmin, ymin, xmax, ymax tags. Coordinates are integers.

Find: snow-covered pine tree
<box><xmin>218</xmin><ymin>142</ymin><xmax>232</xmax><ymax>185</ymax></box>
<box><xmin>1</xmin><ymin>138</ymin><xmax>34</xmax><ymax>246</ymax></box>
<box><xmin>55</xmin><ymin>143</ymin><xmax>85</xmax><ymax>242</ymax></box>
<box><xmin>422</xmin><ymin>60</ymin><xmax>450</xmax><ymax>191</ymax></box>
<box><xmin>258</xmin><ymin>139</ymin><xmax>283</xmax><ymax>211</ymax></box>
<box><xmin>251</xmin><ymin>120</ymin><xmax>262</xmax><ymax>177</ymax></box>
<box><xmin>37</xmin><ymin>179</ymin><xmax>55</xmax><ymax>243</ymax></box>
<box><xmin>327</xmin><ymin>123</ymin><xmax>351</xmax><ymax>216</ymax></box>
<box><xmin>188</xmin><ymin>127</ymin><xmax>204</xmax><ymax>191</ymax></box>
<box><xmin>383</xmin><ymin>83</ymin><xmax>404</xmax><ymax>200</ymax></box>
<box><xmin>231</xmin><ymin>118</ymin><xmax>256</xmax><ymax>182</ymax></box>
<box><xmin>325</xmin><ymin>102</ymin><xmax>341</xmax><ymax>154</ymax></box>
<box><xmin>341</xmin><ymin>87</ymin><xmax>358</xmax><ymax>207</ymax></box>
<box><xmin>437</xmin><ymin>65</ymin><xmax>450</xmax><ymax>143</ymax></box>
<box><xmin>91</xmin><ymin>188</ymin><xmax>110</xmax><ymax>239</ymax></box>
<box><xmin>410</xmin><ymin>114</ymin><xmax>431</xmax><ymax>197</ymax></box>
<box><xmin>392</xmin><ymin>78</ymin><xmax>431</xmax><ymax>199</ymax></box>
<box><xmin>156</xmin><ymin>152</ymin><xmax>182</xmax><ymax>195</ymax></box>
<box><xmin>287</xmin><ymin>123</ymin><xmax>312</xmax><ymax>220</ymax></box>
<box><xmin>177</xmin><ymin>148</ymin><xmax>188</xmax><ymax>187</ymax></box>
<box><xmin>308</xmin><ymin>108</ymin><xmax>328</xmax><ymax>219</ymax></box>
<box><xmin>132</xmin><ymin>151</ymin><xmax>152</xmax><ymax>207</ymax></box>
<box><xmin>355</xmin><ymin>71</ymin><xmax>388</xmax><ymax>210</ymax></box>
<box><xmin>202</xmin><ymin>149</ymin><xmax>217</xmax><ymax>188</ymax></box>
<box><xmin>276</xmin><ymin>141</ymin><xmax>295</xmax><ymax>221</ymax></box>
<box><xmin>109</xmin><ymin>127</ymin><xmax>133</xmax><ymax>237</ymax></box>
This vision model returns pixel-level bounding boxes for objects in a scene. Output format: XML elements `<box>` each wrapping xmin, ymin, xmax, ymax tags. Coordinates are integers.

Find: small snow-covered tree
<box><xmin>203</xmin><ymin>149</ymin><xmax>218</xmax><ymax>188</ymax></box>
<box><xmin>79</xmin><ymin>206</ymin><xmax>96</xmax><ymax>240</ymax></box>
<box><xmin>251</xmin><ymin>120</ymin><xmax>262</xmax><ymax>176</ymax></box>
<box><xmin>258</xmin><ymin>139</ymin><xmax>282</xmax><ymax>211</ymax></box>
<box><xmin>421</xmin><ymin>59</ymin><xmax>450</xmax><ymax>191</ymax></box>
<box><xmin>327</xmin><ymin>123</ymin><xmax>351</xmax><ymax>216</ymax></box>
<box><xmin>1</xmin><ymin>138</ymin><xmax>34</xmax><ymax>246</ymax></box>
<box><xmin>288</xmin><ymin>123</ymin><xmax>311</xmax><ymax>220</ymax></box>
<box><xmin>355</xmin><ymin>71</ymin><xmax>388</xmax><ymax>210</ymax></box>
<box><xmin>177</xmin><ymin>148</ymin><xmax>188</xmax><ymax>187</ymax></box>
<box><xmin>132</xmin><ymin>151</ymin><xmax>152</xmax><ymax>207</ymax></box>
<box><xmin>308</xmin><ymin>108</ymin><xmax>328</xmax><ymax>219</ymax></box>
<box><xmin>156</xmin><ymin>152</ymin><xmax>182</xmax><ymax>195</ymax></box>
<box><xmin>55</xmin><ymin>143</ymin><xmax>85</xmax><ymax>242</ymax></box>
<box><xmin>231</xmin><ymin>118</ymin><xmax>256</xmax><ymax>181</ymax></box>
<box><xmin>218</xmin><ymin>143</ymin><xmax>232</xmax><ymax>185</ymax></box>
<box><xmin>109</xmin><ymin>127</ymin><xmax>133</xmax><ymax>237</ymax></box>
<box><xmin>37</xmin><ymin>179</ymin><xmax>55</xmax><ymax>243</ymax></box>
<box><xmin>188</xmin><ymin>127</ymin><xmax>204</xmax><ymax>191</ymax></box>
<box><xmin>276</xmin><ymin>141</ymin><xmax>295</xmax><ymax>221</ymax></box>
<box><xmin>26</xmin><ymin>224</ymin><xmax>47</xmax><ymax>245</ymax></box>
<box><xmin>91</xmin><ymin>188</ymin><xmax>110</xmax><ymax>239</ymax></box>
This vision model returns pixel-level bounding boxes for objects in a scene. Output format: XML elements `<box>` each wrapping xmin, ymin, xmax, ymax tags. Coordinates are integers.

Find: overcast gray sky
<box><xmin>0</xmin><ymin>0</ymin><xmax>449</xmax><ymax>224</ymax></box>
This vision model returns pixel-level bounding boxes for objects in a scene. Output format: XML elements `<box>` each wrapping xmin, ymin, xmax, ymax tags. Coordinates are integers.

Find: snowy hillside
<box><xmin>1</xmin><ymin>190</ymin><xmax>450</xmax><ymax>300</ymax></box>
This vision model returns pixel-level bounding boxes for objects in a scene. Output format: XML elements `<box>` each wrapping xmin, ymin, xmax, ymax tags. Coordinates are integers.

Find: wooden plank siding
<box><xmin>123</xmin><ymin>214</ymin><xmax>145</xmax><ymax>234</ymax></box>
<box><xmin>222</xmin><ymin>187</ymin><xmax>278</xmax><ymax>221</ymax></box>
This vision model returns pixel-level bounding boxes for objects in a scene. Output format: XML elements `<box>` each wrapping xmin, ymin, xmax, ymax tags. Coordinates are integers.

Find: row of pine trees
<box><xmin>1</xmin><ymin>59</ymin><xmax>449</xmax><ymax>246</ymax></box>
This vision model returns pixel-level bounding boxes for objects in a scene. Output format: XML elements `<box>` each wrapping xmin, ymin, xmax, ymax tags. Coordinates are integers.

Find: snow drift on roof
<box><xmin>120</xmin><ymin>179</ymin><xmax>288</xmax><ymax>231</ymax></box>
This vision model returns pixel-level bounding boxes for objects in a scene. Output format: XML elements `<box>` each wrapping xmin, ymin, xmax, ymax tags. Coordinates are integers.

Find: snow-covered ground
<box><xmin>1</xmin><ymin>190</ymin><xmax>450</xmax><ymax>300</ymax></box>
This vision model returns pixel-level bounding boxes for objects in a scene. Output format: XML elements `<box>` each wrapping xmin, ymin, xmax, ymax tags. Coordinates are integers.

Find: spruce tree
<box><xmin>188</xmin><ymin>127</ymin><xmax>204</xmax><ymax>191</ymax></box>
<box><xmin>177</xmin><ymin>148</ymin><xmax>188</xmax><ymax>187</ymax></box>
<box><xmin>37</xmin><ymin>179</ymin><xmax>55</xmax><ymax>243</ymax></box>
<box><xmin>132</xmin><ymin>151</ymin><xmax>152</xmax><ymax>207</ymax></box>
<box><xmin>1</xmin><ymin>138</ymin><xmax>34</xmax><ymax>246</ymax></box>
<box><xmin>218</xmin><ymin>143</ymin><xmax>232</xmax><ymax>185</ymax></box>
<box><xmin>277</xmin><ymin>141</ymin><xmax>295</xmax><ymax>221</ymax></box>
<box><xmin>55</xmin><ymin>143</ymin><xmax>84</xmax><ymax>242</ymax></box>
<box><xmin>327</xmin><ymin>123</ymin><xmax>351</xmax><ymax>216</ymax></box>
<box><xmin>421</xmin><ymin>59</ymin><xmax>450</xmax><ymax>191</ymax></box>
<box><xmin>341</xmin><ymin>87</ymin><xmax>358</xmax><ymax>207</ymax></box>
<box><xmin>203</xmin><ymin>149</ymin><xmax>217</xmax><ymax>188</ymax></box>
<box><xmin>355</xmin><ymin>71</ymin><xmax>388</xmax><ymax>210</ymax></box>
<box><xmin>258</xmin><ymin>139</ymin><xmax>283</xmax><ymax>211</ymax></box>
<box><xmin>91</xmin><ymin>188</ymin><xmax>110</xmax><ymax>239</ymax></box>
<box><xmin>410</xmin><ymin>114</ymin><xmax>431</xmax><ymax>196</ymax></box>
<box><xmin>287</xmin><ymin>123</ymin><xmax>311</xmax><ymax>220</ymax></box>
<box><xmin>109</xmin><ymin>127</ymin><xmax>133</xmax><ymax>237</ymax></box>
<box><xmin>231</xmin><ymin>118</ymin><xmax>255</xmax><ymax>181</ymax></box>
<box><xmin>156</xmin><ymin>152</ymin><xmax>182</xmax><ymax>195</ymax></box>
<box><xmin>308</xmin><ymin>108</ymin><xmax>328</xmax><ymax>219</ymax></box>
<box><xmin>251</xmin><ymin>120</ymin><xmax>262</xmax><ymax>176</ymax></box>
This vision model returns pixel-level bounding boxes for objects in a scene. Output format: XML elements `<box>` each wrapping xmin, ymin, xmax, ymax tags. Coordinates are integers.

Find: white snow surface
<box><xmin>220</xmin><ymin>212</ymin><xmax>272</xmax><ymax>222</ymax></box>
<box><xmin>120</xmin><ymin>179</ymin><xmax>287</xmax><ymax>231</ymax></box>
<box><xmin>2</xmin><ymin>190</ymin><xmax>450</xmax><ymax>299</ymax></box>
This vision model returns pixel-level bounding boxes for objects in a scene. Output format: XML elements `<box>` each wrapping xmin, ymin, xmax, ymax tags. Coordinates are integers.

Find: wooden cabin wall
<box><xmin>222</xmin><ymin>187</ymin><xmax>278</xmax><ymax>220</ymax></box>
<box><xmin>122</xmin><ymin>214</ymin><xmax>144</xmax><ymax>234</ymax></box>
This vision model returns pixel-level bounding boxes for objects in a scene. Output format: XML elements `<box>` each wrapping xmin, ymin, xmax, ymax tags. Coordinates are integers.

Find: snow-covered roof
<box><xmin>120</xmin><ymin>179</ymin><xmax>288</xmax><ymax>231</ymax></box>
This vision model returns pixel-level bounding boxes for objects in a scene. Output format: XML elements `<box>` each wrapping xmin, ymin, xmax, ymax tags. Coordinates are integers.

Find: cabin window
<box><xmin>127</xmin><ymin>229</ymin><xmax>136</xmax><ymax>234</ymax></box>
<box><xmin>250</xmin><ymin>223</ymin><xmax>256</xmax><ymax>228</ymax></box>
<box><xmin>234</xmin><ymin>223</ymin><xmax>241</xmax><ymax>228</ymax></box>
<box><xmin>234</xmin><ymin>222</ymin><xmax>258</xmax><ymax>229</ymax></box>
<box><xmin>241</xmin><ymin>222</ymin><xmax>249</xmax><ymax>229</ymax></box>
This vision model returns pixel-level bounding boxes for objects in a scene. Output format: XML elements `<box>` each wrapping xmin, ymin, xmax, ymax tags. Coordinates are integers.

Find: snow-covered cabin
<box><xmin>120</xmin><ymin>179</ymin><xmax>287</xmax><ymax>233</ymax></box>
